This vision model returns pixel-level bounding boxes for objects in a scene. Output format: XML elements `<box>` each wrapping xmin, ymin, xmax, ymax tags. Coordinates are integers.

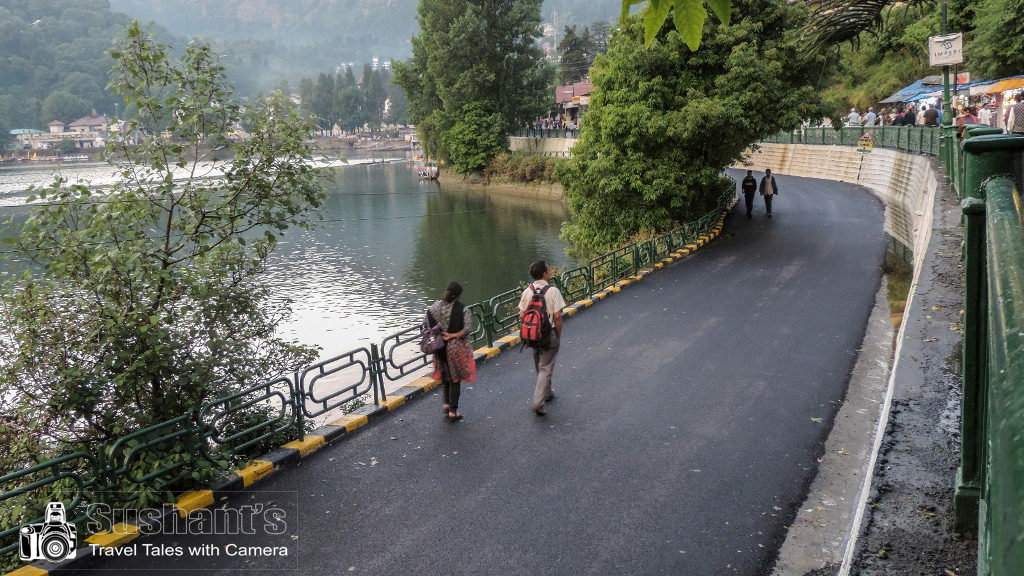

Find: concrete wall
<box><xmin>735</xmin><ymin>144</ymin><xmax>940</xmax><ymax>264</ymax></box>
<box><xmin>508</xmin><ymin>136</ymin><xmax>577</xmax><ymax>157</ymax></box>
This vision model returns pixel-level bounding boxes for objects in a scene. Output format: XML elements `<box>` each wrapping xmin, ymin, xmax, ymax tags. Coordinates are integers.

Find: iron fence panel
<box><xmin>298</xmin><ymin>348</ymin><xmax>375</xmax><ymax>416</ymax></box>
<box><xmin>200</xmin><ymin>376</ymin><xmax>296</xmax><ymax>456</ymax></box>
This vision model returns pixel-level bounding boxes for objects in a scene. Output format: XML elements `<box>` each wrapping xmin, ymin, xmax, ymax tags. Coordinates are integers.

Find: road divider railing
<box><xmin>0</xmin><ymin>176</ymin><xmax>736</xmax><ymax>574</ymax></box>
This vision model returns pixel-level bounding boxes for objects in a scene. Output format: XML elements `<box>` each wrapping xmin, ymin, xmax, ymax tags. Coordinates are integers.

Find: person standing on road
<box><xmin>924</xmin><ymin>105</ymin><xmax>939</xmax><ymax>127</ymax></box>
<box><xmin>518</xmin><ymin>260</ymin><xmax>566</xmax><ymax>417</ymax></box>
<box><xmin>759</xmin><ymin>168</ymin><xmax>779</xmax><ymax>218</ymax></box>
<box><xmin>741</xmin><ymin>170</ymin><xmax>758</xmax><ymax>219</ymax></box>
<box><xmin>428</xmin><ymin>281</ymin><xmax>476</xmax><ymax>422</ymax></box>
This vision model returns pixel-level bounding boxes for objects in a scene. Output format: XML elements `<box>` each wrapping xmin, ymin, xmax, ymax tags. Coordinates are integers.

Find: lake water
<box><xmin>0</xmin><ymin>155</ymin><xmax>572</xmax><ymax>360</ymax></box>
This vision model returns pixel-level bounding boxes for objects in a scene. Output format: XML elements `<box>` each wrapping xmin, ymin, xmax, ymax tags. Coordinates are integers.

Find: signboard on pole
<box><xmin>929</xmin><ymin>33</ymin><xmax>964</xmax><ymax>66</ymax></box>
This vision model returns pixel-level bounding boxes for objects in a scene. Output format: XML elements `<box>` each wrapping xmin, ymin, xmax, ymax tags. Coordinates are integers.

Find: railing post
<box><xmin>370</xmin><ymin>343</ymin><xmax>383</xmax><ymax>404</ymax></box>
<box><xmin>483</xmin><ymin>305</ymin><xmax>496</xmax><ymax>348</ymax></box>
<box><xmin>957</xmin><ymin>196</ymin><xmax>987</xmax><ymax>531</ymax></box>
<box><xmin>293</xmin><ymin>370</ymin><xmax>305</xmax><ymax>435</ymax></box>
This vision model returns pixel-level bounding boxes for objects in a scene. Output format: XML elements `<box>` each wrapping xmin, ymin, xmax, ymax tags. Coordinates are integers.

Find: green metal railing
<box><xmin>952</xmin><ymin>135</ymin><xmax>1024</xmax><ymax>576</ymax></box>
<box><xmin>766</xmin><ymin>126</ymin><xmax>943</xmax><ymax>156</ymax></box>
<box><xmin>979</xmin><ymin>174</ymin><xmax>1024</xmax><ymax>576</ymax></box>
<box><xmin>0</xmin><ymin>176</ymin><xmax>736</xmax><ymax>566</ymax></box>
<box><xmin>515</xmin><ymin>127</ymin><xmax>580</xmax><ymax>139</ymax></box>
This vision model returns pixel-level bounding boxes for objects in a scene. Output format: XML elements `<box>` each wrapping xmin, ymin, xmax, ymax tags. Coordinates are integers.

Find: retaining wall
<box><xmin>735</xmin><ymin>144</ymin><xmax>940</xmax><ymax>266</ymax></box>
<box><xmin>508</xmin><ymin>136</ymin><xmax>576</xmax><ymax>156</ymax></box>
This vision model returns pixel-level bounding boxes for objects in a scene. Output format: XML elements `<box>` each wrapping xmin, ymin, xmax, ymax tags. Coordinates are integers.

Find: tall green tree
<box><xmin>313</xmin><ymin>72</ymin><xmax>336</xmax><ymax>130</ymax></box>
<box><xmin>560</xmin><ymin>4</ymin><xmax>828</xmax><ymax>255</ymax></box>
<box><xmin>299</xmin><ymin>77</ymin><xmax>315</xmax><ymax>115</ymax></box>
<box><xmin>393</xmin><ymin>0</ymin><xmax>553</xmax><ymax>173</ymax></box>
<box><xmin>362</xmin><ymin>64</ymin><xmax>387</xmax><ymax>132</ymax></box>
<box><xmin>558</xmin><ymin>25</ymin><xmax>596</xmax><ymax>85</ymax></box>
<box><xmin>0</xmin><ymin>114</ymin><xmax>11</xmax><ymax>151</ymax></box>
<box><xmin>0</xmin><ymin>22</ymin><xmax>322</xmax><ymax>463</ymax></box>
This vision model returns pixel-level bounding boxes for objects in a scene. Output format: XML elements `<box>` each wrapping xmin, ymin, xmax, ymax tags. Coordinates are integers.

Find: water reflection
<box><xmin>255</xmin><ymin>162</ymin><xmax>570</xmax><ymax>358</ymax></box>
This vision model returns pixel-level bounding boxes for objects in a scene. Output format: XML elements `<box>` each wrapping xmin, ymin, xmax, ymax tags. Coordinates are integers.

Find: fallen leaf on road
<box><xmin>811</xmin><ymin>417</ymin><xmax>824</xmax><ymax>423</ymax></box>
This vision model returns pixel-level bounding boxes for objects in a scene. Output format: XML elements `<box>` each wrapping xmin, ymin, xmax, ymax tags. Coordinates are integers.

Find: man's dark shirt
<box><xmin>741</xmin><ymin>176</ymin><xmax>757</xmax><ymax>195</ymax></box>
<box><xmin>924</xmin><ymin>108</ymin><xmax>939</xmax><ymax>126</ymax></box>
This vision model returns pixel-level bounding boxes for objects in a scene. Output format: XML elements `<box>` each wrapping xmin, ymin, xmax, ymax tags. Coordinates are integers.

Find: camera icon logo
<box><xmin>19</xmin><ymin>502</ymin><xmax>78</xmax><ymax>562</ymax></box>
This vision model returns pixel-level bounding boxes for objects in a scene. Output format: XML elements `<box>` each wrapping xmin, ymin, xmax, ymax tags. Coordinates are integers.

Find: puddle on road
<box><xmin>883</xmin><ymin>237</ymin><xmax>913</xmax><ymax>331</ymax></box>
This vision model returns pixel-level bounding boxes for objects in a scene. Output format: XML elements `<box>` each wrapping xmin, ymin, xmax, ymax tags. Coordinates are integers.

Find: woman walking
<box><xmin>427</xmin><ymin>282</ymin><xmax>476</xmax><ymax>422</ymax></box>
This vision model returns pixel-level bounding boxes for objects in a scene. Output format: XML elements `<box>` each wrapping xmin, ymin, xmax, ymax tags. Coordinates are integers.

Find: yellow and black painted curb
<box><xmin>4</xmin><ymin>204</ymin><xmax>735</xmax><ymax>576</ymax></box>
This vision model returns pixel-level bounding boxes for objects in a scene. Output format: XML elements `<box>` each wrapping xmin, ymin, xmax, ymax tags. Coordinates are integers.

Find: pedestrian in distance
<box><xmin>760</xmin><ymin>168</ymin><xmax>779</xmax><ymax>218</ymax></box>
<box><xmin>1007</xmin><ymin>98</ymin><xmax>1024</xmax><ymax>134</ymax></box>
<box><xmin>924</xmin><ymin>105</ymin><xmax>939</xmax><ymax>127</ymax></box>
<box><xmin>846</xmin><ymin>107</ymin><xmax>861</xmax><ymax>126</ymax></box>
<box><xmin>863</xmin><ymin>107</ymin><xmax>877</xmax><ymax>127</ymax></box>
<box><xmin>518</xmin><ymin>260</ymin><xmax>566</xmax><ymax>417</ymax></box>
<box><xmin>741</xmin><ymin>170</ymin><xmax>758</xmax><ymax>219</ymax></box>
<box><xmin>427</xmin><ymin>281</ymin><xmax>476</xmax><ymax>422</ymax></box>
<box><xmin>904</xmin><ymin>105</ymin><xmax>916</xmax><ymax>127</ymax></box>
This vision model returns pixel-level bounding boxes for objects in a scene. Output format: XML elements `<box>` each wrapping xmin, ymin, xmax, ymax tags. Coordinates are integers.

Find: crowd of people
<box><xmin>845</xmin><ymin>104</ymin><xmax>947</xmax><ymax>127</ymax></box>
<box><xmin>844</xmin><ymin>90</ymin><xmax>1024</xmax><ymax>136</ymax></box>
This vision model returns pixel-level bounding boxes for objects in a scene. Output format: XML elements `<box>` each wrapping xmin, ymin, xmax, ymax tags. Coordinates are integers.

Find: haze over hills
<box><xmin>107</xmin><ymin>0</ymin><xmax>622</xmax><ymax>59</ymax></box>
<box><xmin>0</xmin><ymin>0</ymin><xmax>620</xmax><ymax>134</ymax></box>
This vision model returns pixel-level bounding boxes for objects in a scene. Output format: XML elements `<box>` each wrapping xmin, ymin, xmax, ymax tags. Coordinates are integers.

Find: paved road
<box><xmin>77</xmin><ymin>171</ymin><xmax>887</xmax><ymax>575</ymax></box>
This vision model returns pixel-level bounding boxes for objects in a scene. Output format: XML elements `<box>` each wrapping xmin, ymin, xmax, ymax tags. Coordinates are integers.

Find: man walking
<box><xmin>741</xmin><ymin>170</ymin><xmax>757</xmax><ymax>218</ymax></box>
<box><xmin>518</xmin><ymin>260</ymin><xmax>566</xmax><ymax>416</ymax></box>
<box><xmin>760</xmin><ymin>168</ymin><xmax>779</xmax><ymax>218</ymax></box>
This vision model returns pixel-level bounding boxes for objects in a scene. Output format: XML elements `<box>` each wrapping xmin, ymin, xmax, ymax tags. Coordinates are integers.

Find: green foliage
<box><xmin>393</xmin><ymin>0</ymin><xmax>553</xmax><ymax>174</ymax></box>
<box><xmin>0</xmin><ymin>115</ymin><xmax>10</xmax><ymax>151</ymax></box>
<box><xmin>0</xmin><ymin>21</ymin><xmax>322</xmax><ymax>470</ymax></box>
<box><xmin>820</xmin><ymin>7</ymin><xmax>936</xmax><ymax>111</ymax></box>
<box><xmin>623</xmin><ymin>0</ymin><xmax>731</xmax><ymax>50</ymax></box>
<box><xmin>441</xmin><ymin>102</ymin><xmax>506</xmax><ymax>175</ymax></box>
<box><xmin>558</xmin><ymin>26</ymin><xmax>599</xmax><ymax>85</ymax></box>
<box><xmin>53</xmin><ymin>138</ymin><xmax>78</xmax><ymax>155</ymax></box>
<box><xmin>966</xmin><ymin>0</ymin><xmax>1024</xmax><ymax>80</ymax></box>
<box><xmin>297</xmin><ymin>65</ymin><xmax>405</xmax><ymax>132</ymax></box>
<box><xmin>561</xmin><ymin>5</ymin><xmax>828</xmax><ymax>256</ymax></box>
<box><xmin>40</xmin><ymin>91</ymin><xmax>93</xmax><ymax>125</ymax></box>
<box><xmin>485</xmin><ymin>152</ymin><xmax>563</xmax><ymax>184</ymax></box>
<box><xmin>0</xmin><ymin>0</ymin><xmax>157</xmax><ymax>130</ymax></box>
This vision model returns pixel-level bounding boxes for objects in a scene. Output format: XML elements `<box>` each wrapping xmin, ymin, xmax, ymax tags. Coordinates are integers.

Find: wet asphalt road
<box><xmin>75</xmin><ymin>171</ymin><xmax>887</xmax><ymax>575</ymax></box>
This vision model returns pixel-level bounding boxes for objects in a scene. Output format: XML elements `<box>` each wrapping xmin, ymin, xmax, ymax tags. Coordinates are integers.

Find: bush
<box><xmin>484</xmin><ymin>152</ymin><xmax>563</xmax><ymax>184</ymax></box>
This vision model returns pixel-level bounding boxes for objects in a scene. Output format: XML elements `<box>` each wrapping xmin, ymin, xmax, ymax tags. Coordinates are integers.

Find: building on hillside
<box><xmin>16</xmin><ymin>112</ymin><xmax>112</xmax><ymax>150</ymax></box>
<box><xmin>555</xmin><ymin>80</ymin><xmax>592</xmax><ymax>127</ymax></box>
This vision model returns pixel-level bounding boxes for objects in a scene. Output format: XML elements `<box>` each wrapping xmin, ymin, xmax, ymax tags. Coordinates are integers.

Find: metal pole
<box><xmin>942</xmin><ymin>3</ymin><xmax>952</xmax><ymax>128</ymax></box>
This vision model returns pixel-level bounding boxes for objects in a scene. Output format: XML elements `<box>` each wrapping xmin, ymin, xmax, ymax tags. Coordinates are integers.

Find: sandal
<box><xmin>442</xmin><ymin>404</ymin><xmax>450</xmax><ymax>414</ymax></box>
<box><xmin>447</xmin><ymin>411</ymin><xmax>463</xmax><ymax>422</ymax></box>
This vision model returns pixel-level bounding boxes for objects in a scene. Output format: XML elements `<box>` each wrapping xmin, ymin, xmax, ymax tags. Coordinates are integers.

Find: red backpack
<box><xmin>520</xmin><ymin>285</ymin><xmax>551</xmax><ymax>347</ymax></box>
